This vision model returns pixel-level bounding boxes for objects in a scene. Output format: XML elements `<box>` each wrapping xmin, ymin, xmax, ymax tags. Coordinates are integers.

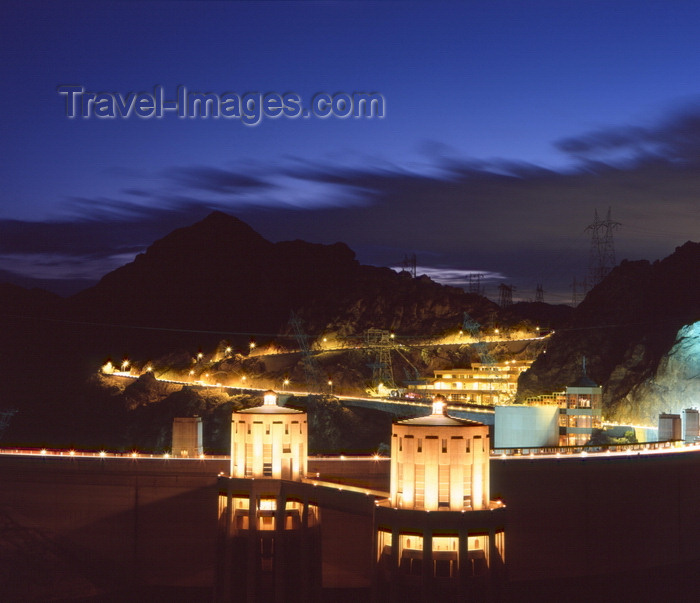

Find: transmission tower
<box><xmin>498</xmin><ymin>283</ymin><xmax>513</xmax><ymax>308</ymax></box>
<box><xmin>0</xmin><ymin>409</ymin><xmax>17</xmax><ymax>441</ymax></box>
<box><xmin>364</xmin><ymin>328</ymin><xmax>396</xmax><ymax>389</ymax></box>
<box><xmin>461</xmin><ymin>312</ymin><xmax>480</xmax><ymax>338</ymax></box>
<box><xmin>535</xmin><ymin>284</ymin><xmax>544</xmax><ymax>303</ymax></box>
<box><xmin>401</xmin><ymin>253</ymin><xmax>417</xmax><ymax>278</ymax></box>
<box><xmin>460</xmin><ymin>314</ymin><xmax>495</xmax><ymax>365</ymax></box>
<box><xmin>585</xmin><ymin>207</ymin><xmax>621</xmax><ymax>288</ymax></box>
<box><xmin>288</xmin><ymin>312</ymin><xmax>323</xmax><ymax>393</ymax></box>
<box><xmin>468</xmin><ymin>273</ymin><xmax>483</xmax><ymax>295</ymax></box>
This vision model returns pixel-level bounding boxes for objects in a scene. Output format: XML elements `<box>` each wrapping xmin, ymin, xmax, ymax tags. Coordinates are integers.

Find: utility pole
<box><xmin>365</xmin><ymin>328</ymin><xmax>396</xmax><ymax>390</ymax></box>
<box><xmin>468</xmin><ymin>273</ymin><xmax>483</xmax><ymax>296</ymax></box>
<box><xmin>535</xmin><ymin>284</ymin><xmax>544</xmax><ymax>303</ymax></box>
<box><xmin>498</xmin><ymin>283</ymin><xmax>513</xmax><ymax>308</ymax></box>
<box><xmin>288</xmin><ymin>312</ymin><xmax>323</xmax><ymax>393</ymax></box>
<box><xmin>401</xmin><ymin>253</ymin><xmax>417</xmax><ymax>278</ymax></box>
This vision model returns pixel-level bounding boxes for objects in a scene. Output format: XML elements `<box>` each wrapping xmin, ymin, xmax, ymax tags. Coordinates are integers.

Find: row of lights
<box><xmin>38</xmin><ymin>448</ymin><xmax>205</xmax><ymax>459</ymax></box>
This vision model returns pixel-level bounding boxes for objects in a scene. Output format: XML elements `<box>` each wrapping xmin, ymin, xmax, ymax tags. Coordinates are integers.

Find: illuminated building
<box><xmin>171</xmin><ymin>417</ymin><xmax>203</xmax><ymax>458</ymax></box>
<box><xmin>373</xmin><ymin>395</ymin><xmax>506</xmax><ymax>602</ymax></box>
<box><xmin>519</xmin><ymin>365</ymin><xmax>603</xmax><ymax>447</ymax></box>
<box><xmin>215</xmin><ymin>390</ymin><xmax>321</xmax><ymax>603</ymax></box>
<box><xmin>557</xmin><ymin>371</ymin><xmax>603</xmax><ymax>446</ymax></box>
<box><xmin>413</xmin><ymin>360</ymin><xmax>532</xmax><ymax>405</ymax></box>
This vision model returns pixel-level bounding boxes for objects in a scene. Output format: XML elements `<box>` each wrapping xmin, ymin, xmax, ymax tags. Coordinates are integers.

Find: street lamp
<box><xmin>328</xmin><ymin>379</ymin><xmax>333</xmax><ymax>395</ymax></box>
<box><xmin>283</xmin><ymin>378</ymin><xmax>290</xmax><ymax>391</ymax></box>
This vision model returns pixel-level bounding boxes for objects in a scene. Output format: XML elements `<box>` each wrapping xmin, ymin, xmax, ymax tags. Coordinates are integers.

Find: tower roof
<box><xmin>235</xmin><ymin>389</ymin><xmax>304</xmax><ymax>415</ymax></box>
<box><xmin>396</xmin><ymin>394</ymin><xmax>485</xmax><ymax>427</ymax></box>
<box><xmin>569</xmin><ymin>374</ymin><xmax>599</xmax><ymax>388</ymax></box>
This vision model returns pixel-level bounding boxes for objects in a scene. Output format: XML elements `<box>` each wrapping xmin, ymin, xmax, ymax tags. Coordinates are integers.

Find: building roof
<box><xmin>395</xmin><ymin>395</ymin><xmax>485</xmax><ymax>427</ymax></box>
<box><xmin>396</xmin><ymin>414</ymin><xmax>484</xmax><ymax>427</ymax></box>
<box><xmin>236</xmin><ymin>405</ymin><xmax>304</xmax><ymax>415</ymax></box>
<box><xmin>569</xmin><ymin>374</ymin><xmax>599</xmax><ymax>388</ymax></box>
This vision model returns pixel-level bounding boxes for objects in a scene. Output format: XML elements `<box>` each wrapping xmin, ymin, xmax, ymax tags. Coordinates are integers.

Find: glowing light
<box><xmin>197</xmin><ymin>352</ymin><xmax>203</xmax><ymax>360</ymax></box>
<box><xmin>249</xmin><ymin>341</ymin><xmax>256</xmax><ymax>350</ymax></box>
<box><xmin>145</xmin><ymin>366</ymin><xmax>152</xmax><ymax>372</ymax></box>
<box><xmin>99</xmin><ymin>451</ymin><xmax>106</xmax><ymax>457</ymax></box>
<box><xmin>40</xmin><ymin>449</ymin><xmax>47</xmax><ymax>455</ymax></box>
<box><xmin>263</xmin><ymin>390</ymin><xmax>278</xmax><ymax>406</ymax></box>
<box><xmin>69</xmin><ymin>450</ymin><xmax>76</xmax><ymax>456</ymax></box>
<box><xmin>432</xmin><ymin>394</ymin><xmax>447</xmax><ymax>415</ymax></box>
<box><xmin>225</xmin><ymin>346</ymin><xmax>232</xmax><ymax>354</ymax></box>
<box><xmin>131</xmin><ymin>452</ymin><xmax>138</xmax><ymax>458</ymax></box>
<box><xmin>164</xmin><ymin>453</ymin><xmax>170</xmax><ymax>459</ymax></box>
<box><xmin>121</xmin><ymin>360</ymin><xmax>130</xmax><ymax>369</ymax></box>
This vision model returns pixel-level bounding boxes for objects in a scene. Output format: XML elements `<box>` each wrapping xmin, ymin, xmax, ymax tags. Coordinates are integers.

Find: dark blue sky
<box><xmin>2</xmin><ymin>1</ymin><xmax>700</xmax><ymax>303</ymax></box>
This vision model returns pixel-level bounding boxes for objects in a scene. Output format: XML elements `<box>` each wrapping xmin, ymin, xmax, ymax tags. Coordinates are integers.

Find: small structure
<box><xmin>494</xmin><ymin>404</ymin><xmax>559</xmax><ymax>448</ymax></box>
<box><xmin>171</xmin><ymin>417</ymin><xmax>203</xmax><ymax>458</ymax></box>
<box><xmin>658</xmin><ymin>413</ymin><xmax>682</xmax><ymax>442</ymax></box>
<box><xmin>373</xmin><ymin>395</ymin><xmax>506</xmax><ymax>602</ymax></box>
<box><xmin>682</xmin><ymin>408</ymin><xmax>699</xmax><ymax>443</ymax></box>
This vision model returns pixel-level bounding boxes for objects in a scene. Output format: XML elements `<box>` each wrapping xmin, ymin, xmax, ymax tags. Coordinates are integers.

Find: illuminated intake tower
<box><xmin>215</xmin><ymin>391</ymin><xmax>321</xmax><ymax>603</ymax></box>
<box><xmin>374</xmin><ymin>395</ymin><xmax>506</xmax><ymax>602</ymax></box>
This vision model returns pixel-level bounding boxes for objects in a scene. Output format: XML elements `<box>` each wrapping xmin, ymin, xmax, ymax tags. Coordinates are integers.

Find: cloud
<box><xmin>164</xmin><ymin>166</ymin><xmax>271</xmax><ymax>194</ymax></box>
<box><xmin>555</xmin><ymin>104</ymin><xmax>700</xmax><ymax>164</ymax></box>
<box><xmin>2</xmin><ymin>106</ymin><xmax>699</xmax><ymax>302</ymax></box>
<box><xmin>390</xmin><ymin>266</ymin><xmax>505</xmax><ymax>289</ymax></box>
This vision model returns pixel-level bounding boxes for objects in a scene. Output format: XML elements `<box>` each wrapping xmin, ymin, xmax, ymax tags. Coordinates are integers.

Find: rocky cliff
<box><xmin>518</xmin><ymin>242</ymin><xmax>700</xmax><ymax>423</ymax></box>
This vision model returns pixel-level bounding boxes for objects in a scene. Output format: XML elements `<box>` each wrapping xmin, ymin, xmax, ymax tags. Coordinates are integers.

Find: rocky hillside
<box><xmin>67</xmin><ymin>211</ymin><xmax>502</xmax><ymax>338</ymax></box>
<box><xmin>0</xmin><ymin>211</ymin><xmax>576</xmax><ymax>447</ymax></box>
<box><xmin>518</xmin><ymin>241</ymin><xmax>700</xmax><ymax>423</ymax></box>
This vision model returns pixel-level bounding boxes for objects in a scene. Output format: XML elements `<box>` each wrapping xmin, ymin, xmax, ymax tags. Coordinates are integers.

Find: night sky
<box><xmin>2</xmin><ymin>1</ymin><xmax>700</xmax><ymax>303</ymax></box>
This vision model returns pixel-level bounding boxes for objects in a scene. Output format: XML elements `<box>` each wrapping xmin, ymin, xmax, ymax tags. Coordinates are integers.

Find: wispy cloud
<box><xmin>2</xmin><ymin>106</ymin><xmax>699</xmax><ymax>301</ymax></box>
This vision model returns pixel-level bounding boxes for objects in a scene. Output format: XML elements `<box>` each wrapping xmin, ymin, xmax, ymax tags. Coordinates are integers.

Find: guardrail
<box><xmin>492</xmin><ymin>439</ymin><xmax>699</xmax><ymax>458</ymax></box>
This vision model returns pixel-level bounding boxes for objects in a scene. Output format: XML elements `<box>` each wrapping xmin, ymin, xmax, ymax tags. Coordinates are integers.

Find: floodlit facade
<box><xmin>373</xmin><ymin>395</ymin><xmax>506</xmax><ymax>602</ymax></box>
<box><xmin>523</xmin><ymin>371</ymin><xmax>603</xmax><ymax>447</ymax></box>
<box><xmin>215</xmin><ymin>391</ymin><xmax>321</xmax><ymax>603</ymax></box>
<box><xmin>558</xmin><ymin>374</ymin><xmax>603</xmax><ymax>446</ymax></box>
<box><xmin>413</xmin><ymin>360</ymin><xmax>532</xmax><ymax>405</ymax></box>
<box><xmin>230</xmin><ymin>390</ymin><xmax>308</xmax><ymax>480</ymax></box>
